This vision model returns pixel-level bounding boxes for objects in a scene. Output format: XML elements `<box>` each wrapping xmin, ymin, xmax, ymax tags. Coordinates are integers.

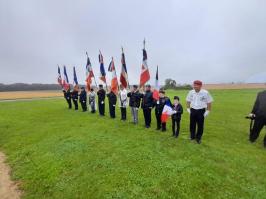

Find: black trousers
<box><xmin>156</xmin><ymin>113</ymin><xmax>166</xmax><ymax>131</ymax></box>
<box><xmin>143</xmin><ymin>108</ymin><xmax>151</xmax><ymax>127</ymax></box>
<box><xmin>98</xmin><ymin>102</ymin><xmax>105</xmax><ymax>116</ymax></box>
<box><xmin>66</xmin><ymin>98</ymin><xmax>72</xmax><ymax>109</ymax></box>
<box><xmin>72</xmin><ymin>99</ymin><xmax>78</xmax><ymax>110</ymax></box>
<box><xmin>190</xmin><ymin>108</ymin><xmax>205</xmax><ymax>141</ymax></box>
<box><xmin>109</xmin><ymin>104</ymin><xmax>116</xmax><ymax>118</ymax></box>
<box><xmin>249</xmin><ymin>116</ymin><xmax>266</xmax><ymax>146</ymax></box>
<box><xmin>120</xmin><ymin>107</ymin><xmax>126</xmax><ymax>120</ymax></box>
<box><xmin>80</xmin><ymin>101</ymin><xmax>87</xmax><ymax>111</ymax></box>
<box><xmin>172</xmin><ymin>117</ymin><xmax>181</xmax><ymax>137</ymax></box>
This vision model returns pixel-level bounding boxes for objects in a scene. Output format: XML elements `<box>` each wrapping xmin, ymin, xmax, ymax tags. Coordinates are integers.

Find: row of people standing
<box><xmin>62</xmin><ymin>80</ymin><xmax>213</xmax><ymax>144</ymax></box>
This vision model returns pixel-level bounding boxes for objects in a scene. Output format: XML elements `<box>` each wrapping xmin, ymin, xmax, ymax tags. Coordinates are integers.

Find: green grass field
<box><xmin>0</xmin><ymin>89</ymin><xmax>266</xmax><ymax>199</ymax></box>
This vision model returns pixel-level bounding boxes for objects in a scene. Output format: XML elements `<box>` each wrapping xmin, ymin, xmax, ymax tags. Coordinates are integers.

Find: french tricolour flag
<box><xmin>153</xmin><ymin>65</ymin><xmax>159</xmax><ymax>101</ymax></box>
<box><xmin>62</xmin><ymin>66</ymin><xmax>70</xmax><ymax>90</ymax></box>
<box><xmin>139</xmin><ymin>47</ymin><xmax>150</xmax><ymax>87</ymax></box>
<box><xmin>161</xmin><ymin>100</ymin><xmax>175</xmax><ymax>123</ymax></box>
<box><xmin>73</xmin><ymin>66</ymin><xmax>79</xmax><ymax>90</ymax></box>
<box><xmin>57</xmin><ymin>65</ymin><xmax>62</xmax><ymax>87</ymax></box>
<box><xmin>120</xmin><ymin>48</ymin><xmax>128</xmax><ymax>88</ymax></box>
<box><xmin>108</xmin><ymin>57</ymin><xmax>119</xmax><ymax>95</ymax></box>
<box><xmin>99</xmin><ymin>51</ymin><xmax>106</xmax><ymax>83</ymax></box>
<box><xmin>86</xmin><ymin>54</ymin><xmax>94</xmax><ymax>91</ymax></box>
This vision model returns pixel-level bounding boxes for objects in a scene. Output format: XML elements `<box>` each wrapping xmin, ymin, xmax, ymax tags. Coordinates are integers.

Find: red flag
<box><xmin>139</xmin><ymin>48</ymin><xmax>150</xmax><ymax>87</ymax></box>
<box><xmin>57</xmin><ymin>65</ymin><xmax>63</xmax><ymax>87</ymax></box>
<box><xmin>108</xmin><ymin>58</ymin><xmax>119</xmax><ymax>94</ymax></box>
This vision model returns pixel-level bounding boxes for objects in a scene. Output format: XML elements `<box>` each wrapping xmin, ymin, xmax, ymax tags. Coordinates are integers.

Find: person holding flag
<box><xmin>141</xmin><ymin>85</ymin><xmax>154</xmax><ymax>128</ymax></box>
<box><xmin>139</xmin><ymin>39</ymin><xmax>150</xmax><ymax>88</ymax></box>
<box><xmin>62</xmin><ymin>66</ymin><xmax>72</xmax><ymax>109</ymax></box>
<box><xmin>72</xmin><ymin>66</ymin><xmax>79</xmax><ymax>110</ymax></box>
<box><xmin>155</xmin><ymin>89</ymin><xmax>171</xmax><ymax>131</ymax></box>
<box><xmin>107</xmin><ymin>58</ymin><xmax>118</xmax><ymax>118</ymax></box>
<box><xmin>97</xmin><ymin>85</ymin><xmax>106</xmax><ymax>116</ymax></box>
<box><xmin>79</xmin><ymin>87</ymin><xmax>87</xmax><ymax>112</ymax></box>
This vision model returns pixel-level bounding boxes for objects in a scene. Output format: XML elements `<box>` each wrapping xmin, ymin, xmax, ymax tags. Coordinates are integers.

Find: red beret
<box><xmin>193</xmin><ymin>80</ymin><xmax>203</xmax><ymax>86</ymax></box>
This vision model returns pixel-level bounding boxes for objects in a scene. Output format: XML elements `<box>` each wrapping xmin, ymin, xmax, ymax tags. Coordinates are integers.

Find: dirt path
<box><xmin>0</xmin><ymin>152</ymin><xmax>21</xmax><ymax>199</ymax></box>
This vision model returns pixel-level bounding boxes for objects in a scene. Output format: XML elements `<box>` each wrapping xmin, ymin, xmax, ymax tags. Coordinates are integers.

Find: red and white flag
<box><xmin>85</xmin><ymin>54</ymin><xmax>95</xmax><ymax>91</ymax></box>
<box><xmin>139</xmin><ymin>46</ymin><xmax>150</xmax><ymax>87</ymax></box>
<box><xmin>57</xmin><ymin>65</ymin><xmax>63</xmax><ymax>87</ymax></box>
<box><xmin>62</xmin><ymin>66</ymin><xmax>70</xmax><ymax>90</ymax></box>
<box><xmin>161</xmin><ymin>101</ymin><xmax>175</xmax><ymax>123</ymax></box>
<box><xmin>120</xmin><ymin>48</ymin><xmax>128</xmax><ymax>88</ymax></box>
<box><xmin>153</xmin><ymin>65</ymin><xmax>159</xmax><ymax>101</ymax></box>
<box><xmin>108</xmin><ymin>58</ymin><xmax>119</xmax><ymax>94</ymax></box>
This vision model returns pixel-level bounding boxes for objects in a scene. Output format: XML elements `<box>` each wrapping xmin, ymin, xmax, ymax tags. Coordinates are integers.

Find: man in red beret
<box><xmin>186</xmin><ymin>80</ymin><xmax>213</xmax><ymax>144</ymax></box>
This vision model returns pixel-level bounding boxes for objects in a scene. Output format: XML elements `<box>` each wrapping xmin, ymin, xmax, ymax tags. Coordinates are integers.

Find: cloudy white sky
<box><xmin>0</xmin><ymin>0</ymin><xmax>266</xmax><ymax>85</ymax></box>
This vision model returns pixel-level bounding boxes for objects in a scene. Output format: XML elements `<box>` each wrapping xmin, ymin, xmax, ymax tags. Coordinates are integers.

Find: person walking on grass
<box><xmin>71</xmin><ymin>87</ymin><xmax>79</xmax><ymax>110</ymax></box>
<box><xmin>127</xmin><ymin>85</ymin><xmax>142</xmax><ymax>124</ymax></box>
<box><xmin>249</xmin><ymin>90</ymin><xmax>266</xmax><ymax>148</ymax></box>
<box><xmin>186</xmin><ymin>80</ymin><xmax>213</xmax><ymax>144</ymax></box>
<box><xmin>64</xmin><ymin>88</ymin><xmax>72</xmax><ymax>109</ymax></box>
<box><xmin>171</xmin><ymin>96</ymin><xmax>183</xmax><ymax>138</ymax></box>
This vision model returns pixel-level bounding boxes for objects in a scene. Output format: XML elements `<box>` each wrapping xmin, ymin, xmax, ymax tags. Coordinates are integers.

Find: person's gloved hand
<box><xmin>187</xmin><ymin>108</ymin><xmax>191</xmax><ymax>114</ymax></box>
<box><xmin>204</xmin><ymin>110</ymin><xmax>210</xmax><ymax>117</ymax></box>
<box><xmin>249</xmin><ymin>113</ymin><xmax>255</xmax><ymax>118</ymax></box>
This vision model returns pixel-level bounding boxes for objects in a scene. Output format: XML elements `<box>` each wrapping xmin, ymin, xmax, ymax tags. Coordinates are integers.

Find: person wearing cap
<box><xmin>155</xmin><ymin>89</ymin><xmax>171</xmax><ymax>131</ymax></box>
<box><xmin>79</xmin><ymin>87</ymin><xmax>87</xmax><ymax>112</ymax></box>
<box><xmin>97</xmin><ymin>84</ymin><xmax>106</xmax><ymax>116</ymax></box>
<box><xmin>119</xmin><ymin>84</ymin><xmax>128</xmax><ymax>121</ymax></box>
<box><xmin>186</xmin><ymin>80</ymin><xmax>213</xmax><ymax>144</ymax></box>
<box><xmin>107</xmin><ymin>90</ymin><xmax>117</xmax><ymax>118</ymax></box>
<box><xmin>71</xmin><ymin>86</ymin><xmax>79</xmax><ymax>110</ymax></box>
<box><xmin>127</xmin><ymin>85</ymin><xmax>142</xmax><ymax>124</ymax></box>
<box><xmin>249</xmin><ymin>90</ymin><xmax>266</xmax><ymax>148</ymax></box>
<box><xmin>141</xmin><ymin>84</ymin><xmax>154</xmax><ymax>128</ymax></box>
<box><xmin>64</xmin><ymin>88</ymin><xmax>72</xmax><ymax>109</ymax></box>
<box><xmin>171</xmin><ymin>96</ymin><xmax>183</xmax><ymax>138</ymax></box>
<box><xmin>89</xmin><ymin>88</ymin><xmax>96</xmax><ymax>113</ymax></box>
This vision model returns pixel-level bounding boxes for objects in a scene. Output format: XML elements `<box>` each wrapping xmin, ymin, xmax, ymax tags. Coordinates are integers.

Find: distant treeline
<box><xmin>0</xmin><ymin>83</ymin><xmax>62</xmax><ymax>92</ymax></box>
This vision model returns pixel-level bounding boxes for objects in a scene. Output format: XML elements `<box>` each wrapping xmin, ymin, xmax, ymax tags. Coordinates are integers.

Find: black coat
<box><xmin>79</xmin><ymin>90</ymin><xmax>87</xmax><ymax>102</ymax></box>
<box><xmin>171</xmin><ymin>103</ymin><xmax>183</xmax><ymax>120</ymax></box>
<box><xmin>97</xmin><ymin>89</ymin><xmax>106</xmax><ymax>102</ymax></box>
<box><xmin>127</xmin><ymin>91</ymin><xmax>142</xmax><ymax>108</ymax></box>
<box><xmin>107</xmin><ymin>91</ymin><xmax>117</xmax><ymax>105</ymax></box>
<box><xmin>155</xmin><ymin>97</ymin><xmax>171</xmax><ymax>115</ymax></box>
<box><xmin>71</xmin><ymin>90</ymin><xmax>79</xmax><ymax>100</ymax></box>
<box><xmin>65</xmin><ymin>90</ymin><xmax>71</xmax><ymax>100</ymax></box>
<box><xmin>252</xmin><ymin>90</ymin><xmax>266</xmax><ymax>118</ymax></box>
<box><xmin>141</xmin><ymin>90</ymin><xmax>154</xmax><ymax>109</ymax></box>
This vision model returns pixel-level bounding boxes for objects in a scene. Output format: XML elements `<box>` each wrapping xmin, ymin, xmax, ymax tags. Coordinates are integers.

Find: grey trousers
<box><xmin>130</xmin><ymin>107</ymin><xmax>138</xmax><ymax>124</ymax></box>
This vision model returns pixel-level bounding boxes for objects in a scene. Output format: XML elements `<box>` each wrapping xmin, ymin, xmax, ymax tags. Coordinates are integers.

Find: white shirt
<box><xmin>119</xmin><ymin>89</ymin><xmax>128</xmax><ymax>108</ymax></box>
<box><xmin>186</xmin><ymin>89</ymin><xmax>213</xmax><ymax>110</ymax></box>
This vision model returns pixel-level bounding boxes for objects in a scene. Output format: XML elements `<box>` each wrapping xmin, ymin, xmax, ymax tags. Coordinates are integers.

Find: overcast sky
<box><xmin>0</xmin><ymin>0</ymin><xmax>265</xmax><ymax>85</ymax></box>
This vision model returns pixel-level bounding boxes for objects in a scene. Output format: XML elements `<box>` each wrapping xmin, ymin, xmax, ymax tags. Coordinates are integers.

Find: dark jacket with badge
<box><xmin>141</xmin><ymin>90</ymin><xmax>154</xmax><ymax>109</ymax></box>
<box><xmin>65</xmin><ymin>90</ymin><xmax>71</xmax><ymax>100</ymax></box>
<box><xmin>97</xmin><ymin>89</ymin><xmax>106</xmax><ymax>103</ymax></box>
<box><xmin>252</xmin><ymin>90</ymin><xmax>266</xmax><ymax>118</ymax></box>
<box><xmin>155</xmin><ymin>97</ymin><xmax>171</xmax><ymax>115</ymax></box>
<box><xmin>71</xmin><ymin>90</ymin><xmax>79</xmax><ymax>101</ymax></box>
<box><xmin>79</xmin><ymin>90</ymin><xmax>87</xmax><ymax>102</ymax></box>
<box><xmin>107</xmin><ymin>91</ymin><xmax>117</xmax><ymax>106</ymax></box>
<box><xmin>171</xmin><ymin>103</ymin><xmax>183</xmax><ymax>120</ymax></box>
<box><xmin>127</xmin><ymin>90</ymin><xmax>142</xmax><ymax>108</ymax></box>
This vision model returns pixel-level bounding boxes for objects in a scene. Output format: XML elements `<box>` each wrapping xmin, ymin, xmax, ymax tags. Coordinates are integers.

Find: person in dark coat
<box><xmin>127</xmin><ymin>85</ymin><xmax>142</xmax><ymax>124</ymax></box>
<box><xmin>64</xmin><ymin>88</ymin><xmax>72</xmax><ymax>109</ymax></box>
<box><xmin>97</xmin><ymin>84</ymin><xmax>106</xmax><ymax>116</ymax></box>
<box><xmin>141</xmin><ymin>85</ymin><xmax>154</xmax><ymax>128</ymax></box>
<box><xmin>155</xmin><ymin>89</ymin><xmax>171</xmax><ymax>132</ymax></box>
<box><xmin>79</xmin><ymin>87</ymin><xmax>87</xmax><ymax>112</ymax></box>
<box><xmin>107</xmin><ymin>90</ymin><xmax>117</xmax><ymax>118</ymax></box>
<box><xmin>171</xmin><ymin>96</ymin><xmax>183</xmax><ymax>138</ymax></box>
<box><xmin>71</xmin><ymin>88</ymin><xmax>79</xmax><ymax>110</ymax></box>
<box><xmin>249</xmin><ymin>90</ymin><xmax>266</xmax><ymax>148</ymax></box>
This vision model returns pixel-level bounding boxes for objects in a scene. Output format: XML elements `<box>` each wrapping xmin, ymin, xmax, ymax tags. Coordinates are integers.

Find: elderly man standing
<box><xmin>186</xmin><ymin>80</ymin><xmax>213</xmax><ymax>144</ymax></box>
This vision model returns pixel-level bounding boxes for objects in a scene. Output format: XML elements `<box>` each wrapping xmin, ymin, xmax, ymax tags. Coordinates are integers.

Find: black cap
<box><xmin>145</xmin><ymin>84</ymin><xmax>151</xmax><ymax>88</ymax></box>
<box><xmin>174</xmin><ymin>96</ymin><xmax>180</xmax><ymax>100</ymax></box>
<box><xmin>99</xmin><ymin>84</ymin><xmax>103</xmax><ymax>88</ymax></box>
<box><xmin>81</xmin><ymin>87</ymin><xmax>85</xmax><ymax>89</ymax></box>
<box><xmin>159</xmin><ymin>89</ymin><xmax>165</xmax><ymax>94</ymax></box>
<box><xmin>90</xmin><ymin>88</ymin><xmax>94</xmax><ymax>91</ymax></box>
<box><xmin>133</xmin><ymin>85</ymin><xmax>138</xmax><ymax>89</ymax></box>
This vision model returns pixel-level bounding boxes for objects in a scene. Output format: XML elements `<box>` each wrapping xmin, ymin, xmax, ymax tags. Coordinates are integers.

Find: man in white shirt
<box><xmin>186</xmin><ymin>80</ymin><xmax>213</xmax><ymax>144</ymax></box>
<box><xmin>119</xmin><ymin>85</ymin><xmax>128</xmax><ymax>121</ymax></box>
